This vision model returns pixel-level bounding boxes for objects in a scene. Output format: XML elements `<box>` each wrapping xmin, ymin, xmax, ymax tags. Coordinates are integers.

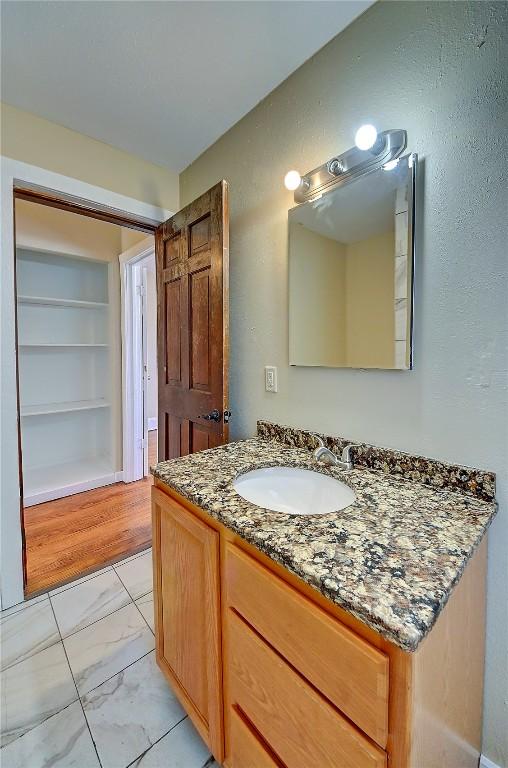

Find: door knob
<box><xmin>198</xmin><ymin>409</ymin><xmax>221</xmax><ymax>423</ymax></box>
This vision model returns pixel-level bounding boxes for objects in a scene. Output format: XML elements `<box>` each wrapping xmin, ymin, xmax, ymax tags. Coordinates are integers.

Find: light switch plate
<box><xmin>265</xmin><ymin>366</ymin><xmax>278</xmax><ymax>393</ymax></box>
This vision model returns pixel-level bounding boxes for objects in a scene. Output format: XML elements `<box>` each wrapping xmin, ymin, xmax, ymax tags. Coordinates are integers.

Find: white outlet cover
<box><xmin>265</xmin><ymin>365</ymin><xmax>278</xmax><ymax>393</ymax></box>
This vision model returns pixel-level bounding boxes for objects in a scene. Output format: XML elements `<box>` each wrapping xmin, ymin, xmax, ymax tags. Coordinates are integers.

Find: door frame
<box><xmin>1</xmin><ymin>156</ymin><xmax>170</xmax><ymax>609</ymax></box>
<box><xmin>119</xmin><ymin>238</ymin><xmax>157</xmax><ymax>483</ymax></box>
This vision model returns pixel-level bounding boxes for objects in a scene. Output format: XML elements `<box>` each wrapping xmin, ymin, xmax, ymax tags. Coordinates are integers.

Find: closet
<box><xmin>17</xmin><ymin>245</ymin><xmax>115</xmax><ymax>506</ymax></box>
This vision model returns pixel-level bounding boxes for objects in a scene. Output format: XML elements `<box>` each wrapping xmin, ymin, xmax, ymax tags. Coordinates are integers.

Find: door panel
<box><xmin>163</xmin><ymin>413</ymin><xmax>183</xmax><ymax>459</ymax></box>
<box><xmin>190</xmin><ymin>269</ymin><xmax>211</xmax><ymax>392</ymax></box>
<box><xmin>152</xmin><ymin>488</ymin><xmax>224</xmax><ymax>760</ymax></box>
<box><xmin>190</xmin><ymin>421</ymin><xmax>212</xmax><ymax>453</ymax></box>
<box><xmin>164</xmin><ymin>231</ymin><xmax>181</xmax><ymax>266</ymax></box>
<box><xmin>156</xmin><ymin>181</ymin><xmax>229</xmax><ymax>460</ymax></box>
<box><xmin>165</xmin><ymin>280</ymin><xmax>182</xmax><ymax>385</ymax></box>
<box><xmin>189</xmin><ymin>214</ymin><xmax>211</xmax><ymax>254</ymax></box>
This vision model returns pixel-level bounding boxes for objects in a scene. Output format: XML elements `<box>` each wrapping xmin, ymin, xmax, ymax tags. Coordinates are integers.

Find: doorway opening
<box><xmin>119</xmin><ymin>239</ymin><xmax>158</xmax><ymax>485</ymax></box>
<box><xmin>14</xmin><ymin>192</ymin><xmax>157</xmax><ymax>596</ymax></box>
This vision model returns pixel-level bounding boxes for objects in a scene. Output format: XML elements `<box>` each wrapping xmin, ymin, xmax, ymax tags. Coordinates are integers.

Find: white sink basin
<box><xmin>232</xmin><ymin>466</ymin><xmax>356</xmax><ymax>516</ymax></box>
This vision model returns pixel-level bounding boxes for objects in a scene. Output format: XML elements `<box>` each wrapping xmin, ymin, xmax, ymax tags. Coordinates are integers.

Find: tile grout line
<box><xmin>0</xmin><ymin>634</ymin><xmax>63</xmax><ymax>674</ymax></box>
<box><xmin>1</xmin><ymin>602</ymin><xmax>81</xmax><ymax>753</ymax></box>
<box><xmin>3</xmin><ymin>584</ymin><xmax>139</xmax><ymax>673</ymax></box>
<box><xmin>47</xmin><ymin>566</ymin><xmax>114</xmax><ymax>597</ymax></box>
<box><xmin>50</xmin><ymin>590</ymin><xmax>155</xmax><ymax>690</ymax></box>
<box><xmin>1</xmin><ymin>553</ymin><xmax>153</xmax><ymax>760</ymax></box>
<box><xmin>80</xmin><ymin>648</ymin><xmax>156</xmax><ymax>702</ymax></box>
<box><xmin>0</xmin><ymin>592</ymin><xmax>49</xmax><ymax>620</ymax></box>
<box><xmin>0</xmin><ymin>699</ymin><xmax>87</xmax><ymax>755</ymax></box>
<box><xmin>50</xmin><ymin>542</ymin><xmax>151</xmax><ymax>598</ymax></box>
<box><xmin>113</xmin><ymin>547</ymin><xmax>152</xmax><ymax>568</ymax></box>
<box><xmin>131</xmin><ymin>593</ymin><xmax>155</xmax><ymax>635</ymax></box>
<box><xmin>47</xmin><ymin>596</ymin><xmax>104</xmax><ymax>768</ymax></box>
<box><xmin>2</xmin><ymin>546</ymin><xmax>152</xmax><ymax>611</ymax></box>
<box><xmin>1</xmin><ymin>600</ymin><xmax>63</xmax><ymax>674</ymax></box>
<box><xmin>50</xmin><ymin>589</ymin><xmax>135</xmax><ymax>641</ymax></box>
<box><xmin>52</xmin><ymin>543</ymin><xmax>152</xmax><ymax>598</ymax></box>
<box><xmin>113</xmin><ymin>559</ymin><xmax>153</xmax><ymax>604</ymax></box>
<box><xmin>51</xmin><ymin>545</ymin><xmax>152</xmax><ymax>599</ymax></box>
<box><xmin>1</xmin><ymin>609</ymin><xmax>154</xmax><ymax>694</ymax></box>
<box><xmin>51</xmin><ymin>596</ymin><xmax>155</xmax><ymax>762</ymax></box>
<box><xmin>124</xmin><ymin>714</ymin><xmax>189</xmax><ymax>768</ymax></box>
<box><xmin>1</xmin><ymin>613</ymin><xmax>208</xmax><ymax>768</ymax></box>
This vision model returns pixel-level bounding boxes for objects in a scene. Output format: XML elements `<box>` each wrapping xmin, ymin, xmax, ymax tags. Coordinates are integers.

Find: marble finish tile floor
<box><xmin>0</xmin><ymin>547</ymin><xmax>215</xmax><ymax>768</ymax></box>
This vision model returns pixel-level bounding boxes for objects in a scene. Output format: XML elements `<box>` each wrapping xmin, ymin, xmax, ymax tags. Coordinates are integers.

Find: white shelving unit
<box><xmin>21</xmin><ymin>399</ymin><xmax>110</xmax><ymax>417</ymax></box>
<box><xmin>23</xmin><ymin>457</ymin><xmax>115</xmax><ymax>507</ymax></box>
<box><xmin>19</xmin><ymin>343</ymin><xmax>109</xmax><ymax>348</ymax></box>
<box><xmin>17</xmin><ymin>246</ymin><xmax>116</xmax><ymax>506</ymax></box>
<box><xmin>18</xmin><ymin>295</ymin><xmax>109</xmax><ymax>310</ymax></box>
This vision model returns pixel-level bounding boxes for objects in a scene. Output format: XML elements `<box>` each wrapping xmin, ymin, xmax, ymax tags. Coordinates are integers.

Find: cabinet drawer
<box><xmin>228</xmin><ymin>610</ymin><xmax>386</xmax><ymax>768</ymax></box>
<box><xmin>225</xmin><ymin>544</ymin><xmax>389</xmax><ymax>746</ymax></box>
<box><xmin>229</xmin><ymin>707</ymin><xmax>281</xmax><ymax>768</ymax></box>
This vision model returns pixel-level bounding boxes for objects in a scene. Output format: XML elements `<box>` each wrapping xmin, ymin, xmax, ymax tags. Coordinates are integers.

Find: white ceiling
<box><xmin>1</xmin><ymin>1</ymin><xmax>373</xmax><ymax>173</ymax></box>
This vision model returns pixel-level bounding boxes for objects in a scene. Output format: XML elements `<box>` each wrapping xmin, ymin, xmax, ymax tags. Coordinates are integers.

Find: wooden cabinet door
<box><xmin>155</xmin><ymin>180</ymin><xmax>229</xmax><ymax>460</ymax></box>
<box><xmin>152</xmin><ymin>487</ymin><xmax>223</xmax><ymax>761</ymax></box>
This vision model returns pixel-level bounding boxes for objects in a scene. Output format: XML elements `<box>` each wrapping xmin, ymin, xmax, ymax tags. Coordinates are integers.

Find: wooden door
<box><xmin>156</xmin><ymin>181</ymin><xmax>229</xmax><ymax>460</ymax></box>
<box><xmin>152</xmin><ymin>487</ymin><xmax>224</xmax><ymax>761</ymax></box>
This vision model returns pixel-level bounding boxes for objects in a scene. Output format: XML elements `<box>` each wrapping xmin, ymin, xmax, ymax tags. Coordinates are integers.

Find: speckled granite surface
<box><xmin>258</xmin><ymin>420</ymin><xmax>496</xmax><ymax>502</ymax></box>
<box><xmin>153</xmin><ymin>437</ymin><xmax>496</xmax><ymax>651</ymax></box>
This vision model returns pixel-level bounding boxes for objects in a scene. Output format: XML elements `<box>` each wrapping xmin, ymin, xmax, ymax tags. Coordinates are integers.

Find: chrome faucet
<box><xmin>311</xmin><ymin>434</ymin><xmax>356</xmax><ymax>470</ymax></box>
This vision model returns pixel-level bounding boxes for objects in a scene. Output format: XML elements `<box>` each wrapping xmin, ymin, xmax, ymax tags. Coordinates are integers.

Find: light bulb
<box><xmin>382</xmin><ymin>159</ymin><xmax>399</xmax><ymax>171</ymax></box>
<box><xmin>284</xmin><ymin>170</ymin><xmax>302</xmax><ymax>191</ymax></box>
<box><xmin>354</xmin><ymin>124</ymin><xmax>378</xmax><ymax>151</ymax></box>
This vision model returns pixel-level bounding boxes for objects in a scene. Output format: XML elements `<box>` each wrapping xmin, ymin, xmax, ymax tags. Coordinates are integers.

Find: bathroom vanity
<box><xmin>151</xmin><ymin>422</ymin><xmax>496</xmax><ymax>768</ymax></box>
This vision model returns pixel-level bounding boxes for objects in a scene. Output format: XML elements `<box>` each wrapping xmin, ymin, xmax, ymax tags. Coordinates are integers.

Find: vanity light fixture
<box><xmin>354</xmin><ymin>124</ymin><xmax>378</xmax><ymax>150</ymax></box>
<box><xmin>287</xmin><ymin>128</ymin><xmax>407</xmax><ymax>203</ymax></box>
<box><xmin>284</xmin><ymin>170</ymin><xmax>302</xmax><ymax>191</ymax></box>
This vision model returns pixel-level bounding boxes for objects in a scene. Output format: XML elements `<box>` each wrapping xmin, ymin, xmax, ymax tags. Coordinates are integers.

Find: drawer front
<box><xmin>225</xmin><ymin>544</ymin><xmax>389</xmax><ymax>746</ymax></box>
<box><xmin>229</xmin><ymin>707</ymin><xmax>280</xmax><ymax>768</ymax></box>
<box><xmin>228</xmin><ymin>610</ymin><xmax>386</xmax><ymax>768</ymax></box>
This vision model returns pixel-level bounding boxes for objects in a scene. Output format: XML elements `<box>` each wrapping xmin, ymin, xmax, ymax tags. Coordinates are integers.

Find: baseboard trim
<box><xmin>480</xmin><ymin>754</ymin><xmax>502</xmax><ymax>768</ymax></box>
<box><xmin>23</xmin><ymin>473</ymin><xmax>117</xmax><ymax>507</ymax></box>
<box><xmin>147</xmin><ymin>417</ymin><xmax>157</xmax><ymax>431</ymax></box>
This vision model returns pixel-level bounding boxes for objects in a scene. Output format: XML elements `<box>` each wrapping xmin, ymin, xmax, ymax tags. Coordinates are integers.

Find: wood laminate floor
<box><xmin>24</xmin><ymin>431</ymin><xmax>158</xmax><ymax>596</ymax></box>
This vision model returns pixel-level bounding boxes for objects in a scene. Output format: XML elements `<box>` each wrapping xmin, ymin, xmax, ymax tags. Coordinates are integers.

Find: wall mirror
<box><xmin>288</xmin><ymin>153</ymin><xmax>416</xmax><ymax>370</ymax></box>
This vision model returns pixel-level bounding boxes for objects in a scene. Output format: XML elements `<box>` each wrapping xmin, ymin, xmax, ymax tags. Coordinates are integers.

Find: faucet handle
<box><xmin>310</xmin><ymin>433</ymin><xmax>325</xmax><ymax>448</ymax></box>
<box><xmin>341</xmin><ymin>443</ymin><xmax>359</xmax><ymax>466</ymax></box>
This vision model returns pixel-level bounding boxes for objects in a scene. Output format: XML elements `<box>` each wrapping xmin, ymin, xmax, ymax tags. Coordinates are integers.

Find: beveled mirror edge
<box><xmin>407</xmin><ymin>152</ymin><xmax>417</xmax><ymax>371</ymax></box>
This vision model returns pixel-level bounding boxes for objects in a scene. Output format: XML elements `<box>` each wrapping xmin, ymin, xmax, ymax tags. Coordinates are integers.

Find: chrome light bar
<box><xmin>294</xmin><ymin>129</ymin><xmax>407</xmax><ymax>203</ymax></box>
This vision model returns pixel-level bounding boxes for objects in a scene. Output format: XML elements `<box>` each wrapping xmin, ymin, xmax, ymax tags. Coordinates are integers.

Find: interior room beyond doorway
<box><xmin>15</xmin><ymin>198</ymin><xmax>156</xmax><ymax>595</ymax></box>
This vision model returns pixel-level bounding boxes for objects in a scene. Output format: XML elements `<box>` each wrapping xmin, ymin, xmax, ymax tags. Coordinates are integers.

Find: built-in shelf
<box><xmin>16</xmin><ymin>243</ymin><xmax>103</xmax><ymax>263</ymax></box>
<box><xmin>19</xmin><ymin>343</ymin><xmax>108</xmax><ymax>348</ymax></box>
<box><xmin>23</xmin><ymin>457</ymin><xmax>116</xmax><ymax>507</ymax></box>
<box><xmin>21</xmin><ymin>399</ymin><xmax>110</xmax><ymax>417</ymax></box>
<box><xmin>17</xmin><ymin>245</ymin><xmax>115</xmax><ymax>505</ymax></box>
<box><xmin>17</xmin><ymin>295</ymin><xmax>108</xmax><ymax>310</ymax></box>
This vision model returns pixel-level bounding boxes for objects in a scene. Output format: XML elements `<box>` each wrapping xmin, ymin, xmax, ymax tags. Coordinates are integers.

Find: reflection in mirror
<box><xmin>289</xmin><ymin>154</ymin><xmax>416</xmax><ymax>370</ymax></box>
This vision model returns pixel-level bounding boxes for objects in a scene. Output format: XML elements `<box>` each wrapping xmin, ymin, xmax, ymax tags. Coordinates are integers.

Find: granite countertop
<box><xmin>153</xmin><ymin>432</ymin><xmax>496</xmax><ymax>652</ymax></box>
